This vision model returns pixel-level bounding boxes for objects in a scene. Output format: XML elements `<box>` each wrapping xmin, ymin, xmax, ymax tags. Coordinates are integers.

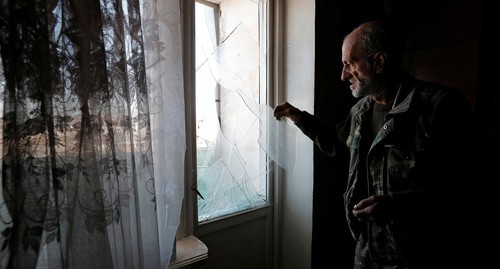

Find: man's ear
<box><xmin>373</xmin><ymin>51</ymin><xmax>387</xmax><ymax>74</ymax></box>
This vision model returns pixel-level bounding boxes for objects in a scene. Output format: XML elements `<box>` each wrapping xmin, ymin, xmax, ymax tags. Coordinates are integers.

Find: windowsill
<box><xmin>168</xmin><ymin>235</ymin><xmax>208</xmax><ymax>269</ymax></box>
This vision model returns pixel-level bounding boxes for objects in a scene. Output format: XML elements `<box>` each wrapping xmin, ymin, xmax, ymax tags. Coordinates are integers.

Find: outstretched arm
<box><xmin>273</xmin><ymin>101</ymin><xmax>349</xmax><ymax>158</ymax></box>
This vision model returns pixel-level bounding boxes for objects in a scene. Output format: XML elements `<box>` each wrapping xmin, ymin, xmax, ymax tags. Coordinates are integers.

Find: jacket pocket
<box><xmin>385</xmin><ymin>145</ymin><xmax>416</xmax><ymax>193</ymax></box>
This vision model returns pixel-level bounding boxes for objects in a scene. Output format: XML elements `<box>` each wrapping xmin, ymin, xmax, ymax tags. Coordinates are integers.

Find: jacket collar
<box><xmin>351</xmin><ymin>72</ymin><xmax>418</xmax><ymax>119</ymax></box>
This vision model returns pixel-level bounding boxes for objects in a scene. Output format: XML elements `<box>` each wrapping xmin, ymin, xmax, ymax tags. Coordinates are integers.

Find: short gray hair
<box><xmin>356</xmin><ymin>21</ymin><xmax>404</xmax><ymax>69</ymax></box>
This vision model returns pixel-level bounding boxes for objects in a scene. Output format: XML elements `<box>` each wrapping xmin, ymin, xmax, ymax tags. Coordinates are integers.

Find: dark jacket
<box><xmin>295</xmin><ymin>73</ymin><xmax>477</xmax><ymax>268</ymax></box>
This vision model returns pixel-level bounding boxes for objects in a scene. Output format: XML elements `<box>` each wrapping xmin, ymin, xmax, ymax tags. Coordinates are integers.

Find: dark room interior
<box><xmin>313</xmin><ymin>0</ymin><xmax>496</xmax><ymax>267</ymax></box>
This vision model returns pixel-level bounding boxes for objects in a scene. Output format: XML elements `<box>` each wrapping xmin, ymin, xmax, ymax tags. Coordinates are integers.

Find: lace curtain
<box><xmin>0</xmin><ymin>0</ymin><xmax>185</xmax><ymax>268</ymax></box>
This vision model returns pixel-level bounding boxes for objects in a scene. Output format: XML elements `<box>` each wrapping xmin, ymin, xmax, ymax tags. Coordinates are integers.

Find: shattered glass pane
<box><xmin>195</xmin><ymin>0</ymin><xmax>296</xmax><ymax>222</ymax></box>
<box><xmin>196</xmin><ymin>0</ymin><xmax>271</xmax><ymax>222</ymax></box>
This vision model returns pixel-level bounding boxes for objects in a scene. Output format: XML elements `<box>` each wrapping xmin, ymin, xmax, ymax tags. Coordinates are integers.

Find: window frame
<box><xmin>177</xmin><ymin>0</ymin><xmax>281</xmax><ymax>264</ymax></box>
<box><xmin>188</xmin><ymin>0</ymin><xmax>274</xmax><ymax>226</ymax></box>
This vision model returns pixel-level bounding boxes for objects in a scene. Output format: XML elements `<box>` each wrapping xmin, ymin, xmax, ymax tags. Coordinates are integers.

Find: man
<box><xmin>274</xmin><ymin>21</ymin><xmax>479</xmax><ymax>268</ymax></box>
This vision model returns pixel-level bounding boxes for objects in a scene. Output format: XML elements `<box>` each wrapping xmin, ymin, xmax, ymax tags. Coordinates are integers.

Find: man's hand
<box><xmin>352</xmin><ymin>194</ymin><xmax>394</xmax><ymax>225</ymax></box>
<box><xmin>273</xmin><ymin>102</ymin><xmax>302</xmax><ymax>123</ymax></box>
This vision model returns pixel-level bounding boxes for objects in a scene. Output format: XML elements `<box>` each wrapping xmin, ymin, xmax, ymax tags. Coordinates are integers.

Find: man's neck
<box><xmin>372</xmin><ymin>75</ymin><xmax>403</xmax><ymax>105</ymax></box>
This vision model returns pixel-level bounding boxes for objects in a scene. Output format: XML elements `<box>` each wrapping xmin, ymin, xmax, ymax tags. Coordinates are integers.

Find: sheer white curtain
<box><xmin>0</xmin><ymin>0</ymin><xmax>184</xmax><ymax>268</ymax></box>
<box><xmin>145</xmin><ymin>0</ymin><xmax>186</xmax><ymax>268</ymax></box>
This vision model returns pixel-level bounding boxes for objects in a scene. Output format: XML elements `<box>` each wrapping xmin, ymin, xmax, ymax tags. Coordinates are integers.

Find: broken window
<box><xmin>195</xmin><ymin>0</ymin><xmax>268</xmax><ymax>222</ymax></box>
<box><xmin>194</xmin><ymin>0</ymin><xmax>296</xmax><ymax>222</ymax></box>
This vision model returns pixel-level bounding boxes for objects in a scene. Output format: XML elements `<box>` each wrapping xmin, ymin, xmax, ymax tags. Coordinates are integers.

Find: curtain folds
<box><xmin>0</xmin><ymin>0</ymin><xmax>185</xmax><ymax>268</ymax></box>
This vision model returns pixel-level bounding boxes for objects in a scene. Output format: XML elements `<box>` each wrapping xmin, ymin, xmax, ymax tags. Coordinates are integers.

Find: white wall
<box><xmin>281</xmin><ymin>0</ymin><xmax>315</xmax><ymax>268</ymax></box>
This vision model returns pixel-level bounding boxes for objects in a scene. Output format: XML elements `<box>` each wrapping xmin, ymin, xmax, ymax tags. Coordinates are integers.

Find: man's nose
<box><xmin>341</xmin><ymin>68</ymin><xmax>349</xmax><ymax>81</ymax></box>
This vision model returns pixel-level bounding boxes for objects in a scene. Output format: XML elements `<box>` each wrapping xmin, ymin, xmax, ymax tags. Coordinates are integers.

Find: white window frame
<box><xmin>173</xmin><ymin>0</ymin><xmax>281</xmax><ymax>267</ymax></box>
<box><xmin>189</xmin><ymin>0</ymin><xmax>274</xmax><ymax>225</ymax></box>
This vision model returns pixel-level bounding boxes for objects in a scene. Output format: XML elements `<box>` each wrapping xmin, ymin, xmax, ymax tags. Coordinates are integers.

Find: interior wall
<box><xmin>280</xmin><ymin>0</ymin><xmax>315</xmax><ymax>269</ymax></box>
